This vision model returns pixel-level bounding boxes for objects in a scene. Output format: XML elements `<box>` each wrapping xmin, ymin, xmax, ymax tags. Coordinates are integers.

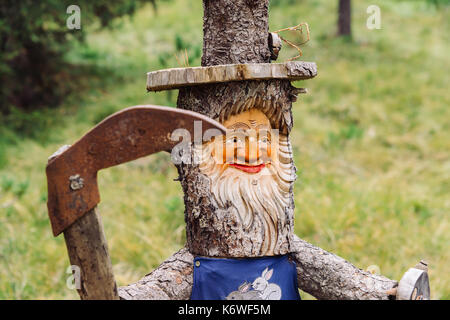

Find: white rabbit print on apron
<box><xmin>227</xmin><ymin>267</ymin><xmax>282</xmax><ymax>300</ymax></box>
<box><xmin>190</xmin><ymin>255</ymin><xmax>300</xmax><ymax>300</ymax></box>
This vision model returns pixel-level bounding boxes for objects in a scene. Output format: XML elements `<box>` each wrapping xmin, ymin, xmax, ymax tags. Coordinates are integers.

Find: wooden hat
<box><xmin>147</xmin><ymin>61</ymin><xmax>317</xmax><ymax>134</ymax></box>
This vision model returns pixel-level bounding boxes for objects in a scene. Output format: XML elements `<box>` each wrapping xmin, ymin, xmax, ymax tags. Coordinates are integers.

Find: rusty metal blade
<box><xmin>46</xmin><ymin>105</ymin><xmax>226</xmax><ymax>236</ymax></box>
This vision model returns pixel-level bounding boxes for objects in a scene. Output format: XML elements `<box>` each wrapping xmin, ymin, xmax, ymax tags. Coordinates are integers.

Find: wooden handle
<box><xmin>64</xmin><ymin>206</ymin><xmax>119</xmax><ymax>300</ymax></box>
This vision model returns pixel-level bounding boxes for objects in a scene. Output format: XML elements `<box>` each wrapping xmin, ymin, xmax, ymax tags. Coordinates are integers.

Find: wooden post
<box><xmin>64</xmin><ymin>207</ymin><xmax>119</xmax><ymax>300</ymax></box>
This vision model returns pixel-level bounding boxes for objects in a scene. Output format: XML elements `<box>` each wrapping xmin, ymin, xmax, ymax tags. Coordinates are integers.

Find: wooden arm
<box><xmin>118</xmin><ymin>247</ymin><xmax>194</xmax><ymax>300</ymax></box>
<box><xmin>290</xmin><ymin>234</ymin><xmax>397</xmax><ymax>300</ymax></box>
<box><xmin>119</xmin><ymin>235</ymin><xmax>430</xmax><ymax>300</ymax></box>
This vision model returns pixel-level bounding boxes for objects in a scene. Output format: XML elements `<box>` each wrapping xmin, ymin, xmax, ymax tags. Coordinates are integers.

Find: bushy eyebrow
<box><xmin>255</xmin><ymin>124</ymin><xmax>270</xmax><ymax>130</ymax></box>
<box><xmin>228</xmin><ymin>122</ymin><xmax>251</xmax><ymax>130</ymax></box>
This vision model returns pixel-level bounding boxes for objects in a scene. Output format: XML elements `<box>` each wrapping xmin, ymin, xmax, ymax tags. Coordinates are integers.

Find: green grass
<box><xmin>0</xmin><ymin>0</ymin><xmax>449</xmax><ymax>299</ymax></box>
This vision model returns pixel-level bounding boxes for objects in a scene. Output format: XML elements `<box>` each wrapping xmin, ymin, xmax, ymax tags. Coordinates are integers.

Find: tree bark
<box><xmin>119</xmin><ymin>247</ymin><xmax>194</xmax><ymax>300</ymax></box>
<box><xmin>290</xmin><ymin>235</ymin><xmax>397</xmax><ymax>300</ymax></box>
<box><xmin>337</xmin><ymin>0</ymin><xmax>352</xmax><ymax>37</ymax></box>
<box><xmin>201</xmin><ymin>0</ymin><xmax>271</xmax><ymax>66</ymax></box>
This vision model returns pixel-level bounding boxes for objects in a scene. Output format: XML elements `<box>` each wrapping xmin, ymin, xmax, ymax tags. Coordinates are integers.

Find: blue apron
<box><xmin>190</xmin><ymin>255</ymin><xmax>300</xmax><ymax>300</ymax></box>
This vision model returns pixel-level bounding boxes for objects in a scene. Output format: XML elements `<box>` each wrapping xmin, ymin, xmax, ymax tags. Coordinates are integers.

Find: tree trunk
<box><xmin>176</xmin><ymin>80</ymin><xmax>298</xmax><ymax>258</ymax></box>
<box><xmin>337</xmin><ymin>0</ymin><xmax>352</xmax><ymax>37</ymax></box>
<box><xmin>176</xmin><ymin>0</ymin><xmax>297</xmax><ymax>257</ymax></box>
<box><xmin>201</xmin><ymin>0</ymin><xmax>271</xmax><ymax>66</ymax></box>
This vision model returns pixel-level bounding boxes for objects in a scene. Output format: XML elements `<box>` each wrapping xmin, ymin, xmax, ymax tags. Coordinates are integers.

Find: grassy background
<box><xmin>0</xmin><ymin>0</ymin><xmax>449</xmax><ymax>299</ymax></box>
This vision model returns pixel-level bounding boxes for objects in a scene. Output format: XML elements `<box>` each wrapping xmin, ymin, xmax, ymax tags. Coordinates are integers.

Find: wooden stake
<box><xmin>63</xmin><ymin>207</ymin><xmax>119</xmax><ymax>300</ymax></box>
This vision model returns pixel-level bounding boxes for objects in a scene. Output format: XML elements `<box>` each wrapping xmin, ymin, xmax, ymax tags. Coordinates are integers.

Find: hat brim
<box><xmin>147</xmin><ymin>61</ymin><xmax>317</xmax><ymax>92</ymax></box>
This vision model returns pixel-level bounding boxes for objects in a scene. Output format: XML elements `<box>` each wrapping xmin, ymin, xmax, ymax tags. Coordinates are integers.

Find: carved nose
<box><xmin>225</xmin><ymin>136</ymin><xmax>268</xmax><ymax>165</ymax></box>
<box><xmin>244</xmin><ymin>138</ymin><xmax>260</xmax><ymax>164</ymax></box>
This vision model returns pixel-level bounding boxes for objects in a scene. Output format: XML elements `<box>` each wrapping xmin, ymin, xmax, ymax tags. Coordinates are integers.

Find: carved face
<box><xmin>196</xmin><ymin>108</ymin><xmax>296</xmax><ymax>255</ymax></box>
<box><xmin>211</xmin><ymin>109</ymin><xmax>277</xmax><ymax>174</ymax></box>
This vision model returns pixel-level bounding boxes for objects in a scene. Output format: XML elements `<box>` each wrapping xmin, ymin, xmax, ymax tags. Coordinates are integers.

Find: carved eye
<box><xmin>227</xmin><ymin>136</ymin><xmax>242</xmax><ymax>144</ymax></box>
<box><xmin>259</xmin><ymin>136</ymin><xmax>270</xmax><ymax>144</ymax></box>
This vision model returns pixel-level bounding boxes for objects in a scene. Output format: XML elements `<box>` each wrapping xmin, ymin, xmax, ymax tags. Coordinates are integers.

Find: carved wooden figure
<box><xmin>47</xmin><ymin>0</ymin><xmax>430</xmax><ymax>300</ymax></box>
<box><xmin>121</xmin><ymin>0</ymin><xmax>429</xmax><ymax>300</ymax></box>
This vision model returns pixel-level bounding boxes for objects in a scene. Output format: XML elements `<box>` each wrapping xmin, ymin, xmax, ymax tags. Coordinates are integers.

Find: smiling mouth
<box><xmin>228</xmin><ymin>163</ymin><xmax>266</xmax><ymax>173</ymax></box>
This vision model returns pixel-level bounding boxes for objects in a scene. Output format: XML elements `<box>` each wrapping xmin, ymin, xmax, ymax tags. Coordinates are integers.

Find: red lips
<box><xmin>228</xmin><ymin>163</ymin><xmax>265</xmax><ymax>173</ymax></box>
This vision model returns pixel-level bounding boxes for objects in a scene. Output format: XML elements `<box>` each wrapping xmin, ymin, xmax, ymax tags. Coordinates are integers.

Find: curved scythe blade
<box><xmin>46</xmin><ymin>105</ymin><xmax>226</xmax><ymax>236</ymax></box>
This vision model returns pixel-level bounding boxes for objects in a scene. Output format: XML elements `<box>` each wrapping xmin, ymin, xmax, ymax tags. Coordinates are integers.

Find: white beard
<box><xmin>196</xmin><ymin>135</ymin><xmax>296</xmax><ymax>254</ymax></box>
